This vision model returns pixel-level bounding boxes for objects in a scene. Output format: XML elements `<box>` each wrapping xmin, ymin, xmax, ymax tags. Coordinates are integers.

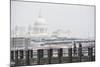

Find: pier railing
<box><xmin>11</xmin><ymin>41</ymin><xmax>95</xmax><ymax>66</ymax></box>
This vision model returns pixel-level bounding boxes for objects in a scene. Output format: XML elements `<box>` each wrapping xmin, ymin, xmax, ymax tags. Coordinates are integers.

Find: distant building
<box><xmin>11</xmin><ymin>11</ymin><xmax>95</xmax><ymax>50</ymax></box>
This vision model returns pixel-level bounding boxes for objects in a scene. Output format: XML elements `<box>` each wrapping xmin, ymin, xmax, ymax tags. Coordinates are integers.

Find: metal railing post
<box><xmin>15</xmin><ymin>50</ymin><xmax>18</xmax><ymax>65</ymax></box>
<box><xmin>58</xmin><ymin>48</ymin><xmax>63</xmax><ymax>63</ymax></box>
<box><xmin>48</xmin><ymin>49</ymin><xmax>53</xmax><ymax>64</ymax></box>
<box><xmin>78</xmin><ymin>43</ymin><xmax>82</xmax><ymax>62</ymax></box>
<box><xmin>88</xmin><ymin>47</ymin><xmax>93</xmax><ymax>61</ymax></box>
<box><xmin>68</xmin><ymin>48</ymin><xmax>72</xmax><ymax>63</ymax></box>
<box><xmin>11</xmin><ymin>51</ymin><xmax>14</xmax><ymax>60</ymax></box>
<box><xmin>37</xmin><ymin>49</ymin><xmax>43</xmax><ymax>65</ymax></box>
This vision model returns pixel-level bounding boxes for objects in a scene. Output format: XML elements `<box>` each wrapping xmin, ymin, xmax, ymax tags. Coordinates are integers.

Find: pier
<box><xmin>11</xmin><ymin>40</ymin><xmax>95</xmax><ymax>66</ymax></box>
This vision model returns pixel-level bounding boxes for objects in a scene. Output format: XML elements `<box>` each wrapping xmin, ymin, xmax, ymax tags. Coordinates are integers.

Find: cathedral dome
<box><xmin>32</xmin><ymin>15</ymin><xmax>48</xmax><ymax>36</ymax></box>
<box><xmin>35</xmin><ymin>17</ymin><xmax>46</xmax><ymax>25</ymax></box>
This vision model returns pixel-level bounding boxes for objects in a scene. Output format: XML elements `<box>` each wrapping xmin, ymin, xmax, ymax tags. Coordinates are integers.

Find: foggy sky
<box><xmin>11</xmin><ymin>1</ymin><xmax>95</xmax><ymax>38</ymax></box>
